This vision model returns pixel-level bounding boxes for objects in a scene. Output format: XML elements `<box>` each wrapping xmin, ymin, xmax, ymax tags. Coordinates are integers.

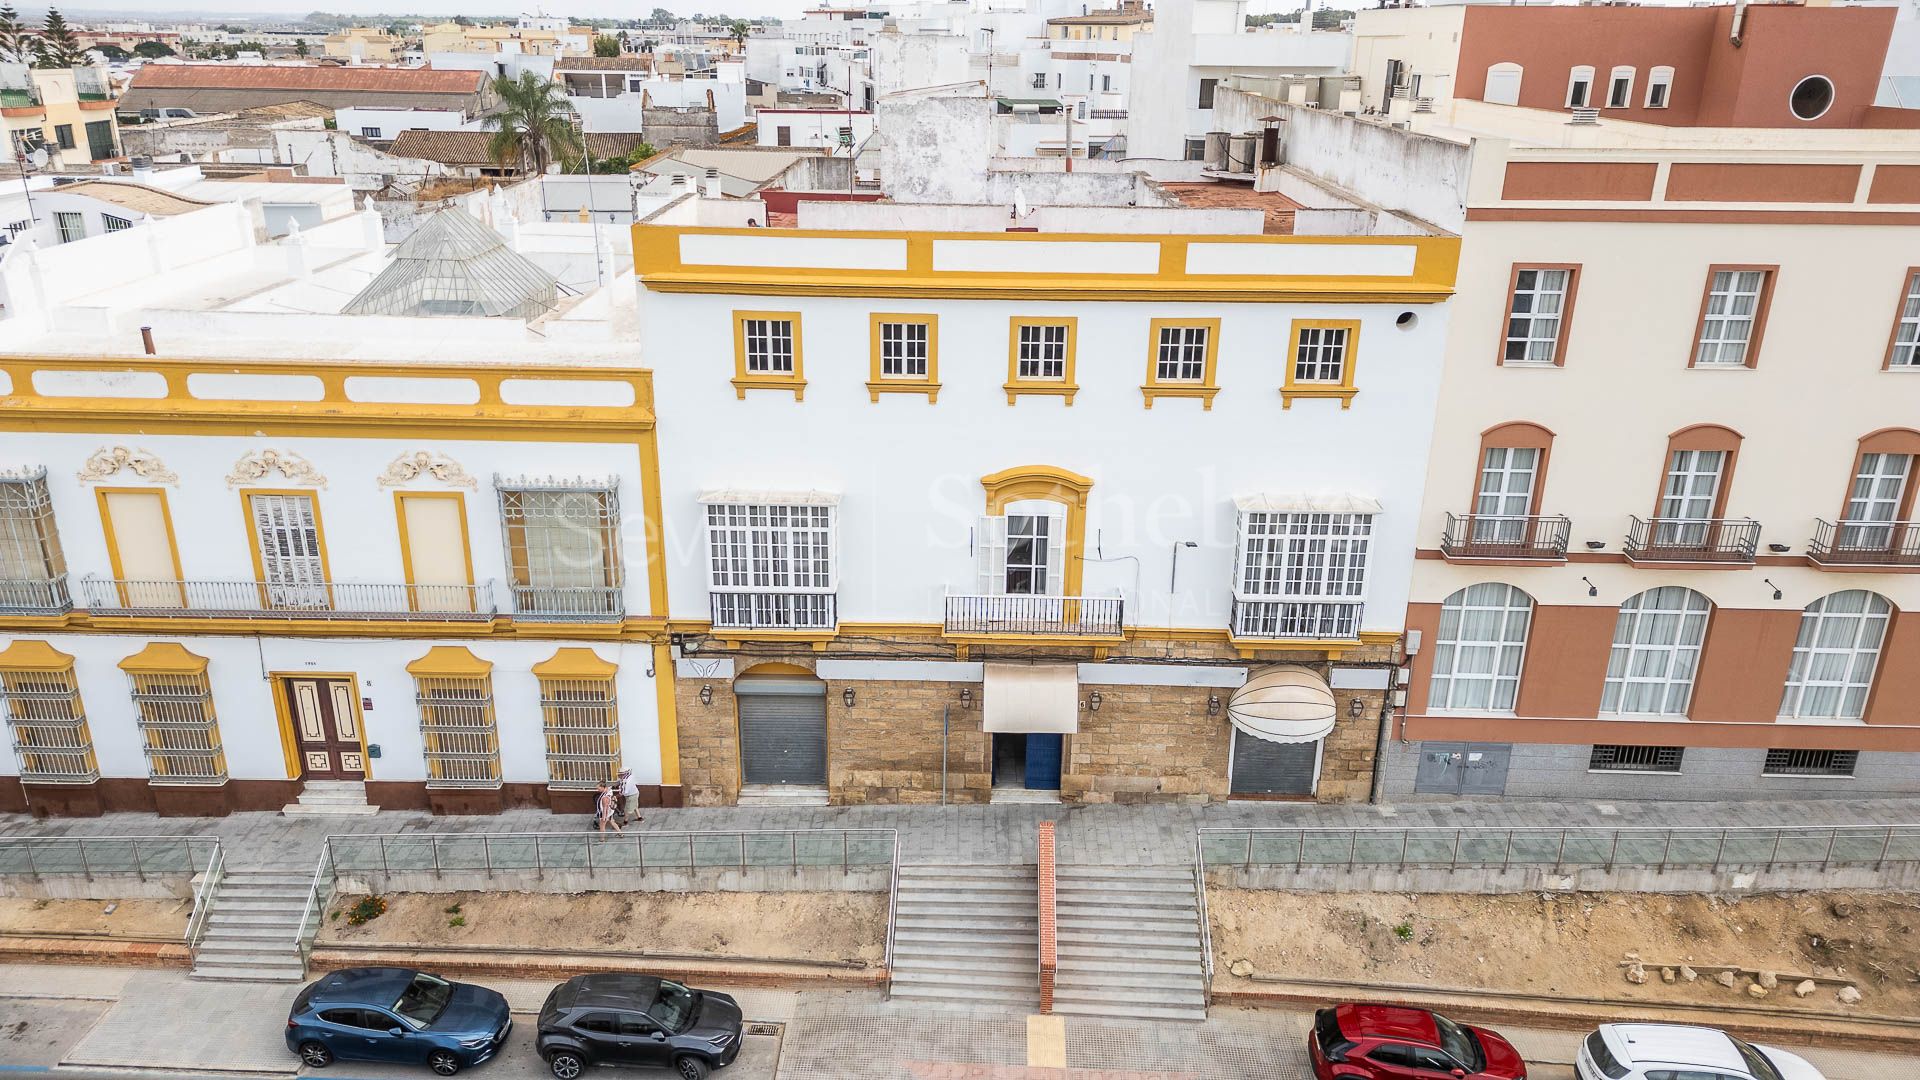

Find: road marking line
<box><xmin>1027</xmin><ymin>1013</ymin><xmax>1066</xmax><ymax>1068</ymax></box>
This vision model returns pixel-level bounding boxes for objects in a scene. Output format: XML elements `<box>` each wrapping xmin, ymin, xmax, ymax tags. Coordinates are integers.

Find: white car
<box><xmin>1578</xmin><ymin>1025</ymin><xmax>1826</xmax><ymax>1080</ymax></box>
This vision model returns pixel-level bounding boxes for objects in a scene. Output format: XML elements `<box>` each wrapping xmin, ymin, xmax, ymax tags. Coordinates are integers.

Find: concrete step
<box><xmin>1055</xmin><ymin>949</ymin><xmax>1204</xmax><ymax>969</ymax></box>
<box><xmin>891</xmin><ymin>956</ymin><xmax>1036</xmax><ymax>976</ymax></box>
<box><xmin>1056</xmin><ymin>892</ymin><xmax>1199</xmax><ymax>910</ymax></box>
<box><xmin>191</xmin><ymin>965</ymin><xmax>307</xmax><ymax>983</ymax></box>
<box><xmin>281</xmin><ymin>802</ymin><xmax>381</xmax><ymax>817</ymax></box>
<box><xmin>1056</xmin><ymin>913</ymin><xmax>1198</xmax><ymax>931</ymax></box>
<box><xmin>736</xmin><ymin>785</ymin><xmax>829</xmax><ymax>807</ymax></box>
<box><xmin>195</xmin><ymin>939</ymin><xmax>302</xmax><ymax>956</ymax></box>
<box><xmin>896</xmin><ymin>889</ymin><xmax>1036</xmax><ymax>905</ymax></box>
<box><xmin>211</xmin><ymin>895</ymin><xmax>308</xmax><ymax>910</ymax></box>
<box><xmin>1052</xmin><ymin>983</ymin><xmax>1206</xmax><ymax>1007</ymax></box>
<box><xmin>899</xmin><ymin>864</ymin><xmax>1036</xmax><ymax>876</ymax></box>
<box><xmin>207</xmin><ymin>911</ymin><xmax>305</xmax><ymax>928</ymax></box>
<box><xmin>895</xmin><ymin>902</ymin><xmax>1037</xmax><ymax>919</ymax></box>
<box><xmin>216</xmin><ymin>886</ymin><xmax>312</xmax><ymax>900</ymax></box>
<box><xmin>1056</xmin><ymin>931</ymin><xmax>1200</xmax><ymax>951</ymax></box>
<box><xmin>198</xmin><ymin>924</ymin><xmax>294</xmax><ymax>942</ymax></box>
<box><xmin>892</xmin><ymin>930</ymin><xmax>1039</xmax><ymax>950</ymax></box>
<box><xmin>220</xmin><ymin>876</ymin><xmax>313</xmax><ymax>888</ymax></box>
<box><xmin>1056</xmin><ymin>969</ymin><xmax>1205</xmax><ymax>990</ymax></box>
<box><xmin>887</xmin><ymin>983</ymin><xmax>1039</xmax><ymax>1009</ymax></box>
<box><xmin>894</xmin><ymin>916</ymin><xmax>1039</xmax><ymax>934</ymax></box>
<box><xmin>890</xmin><ymin>969</ymin><xmax>1038</xmax><ymax>992</ymax></box>
<box><xmin>1051</xmin><ymin>1000</ymin><xmax>1206</xmax><ymax>1022</ymax></box>
<box><xmin>1056</xmin><ymin>865</ymin><xmax>1195</xmax><ymax>881</ymax></box>
<box><xmin>192</xmin><ymin>950</ymin><xmax>301</xmax><ymax>969</ymax></box>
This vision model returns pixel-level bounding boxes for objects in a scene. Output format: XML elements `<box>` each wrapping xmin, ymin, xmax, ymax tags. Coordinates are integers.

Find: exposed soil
<box><xmin>317</xmin><ymin>890</ymin><xmax>886</xmax><ymax>966</ymax></box>
<box><xmin>1209</xmin><ymin>890</ymin><xmax>1920</xmax><ymax>1017</ymax></box>
<box><xmin>0</xmin><ymin>897</ymin><xmax>189</xmax><ymax>939</ymax></box>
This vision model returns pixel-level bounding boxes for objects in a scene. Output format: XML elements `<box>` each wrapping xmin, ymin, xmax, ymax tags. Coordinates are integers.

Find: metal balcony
<box><xmin>0</xmin><ymin>574</ymin><xmax>71</xmax><ymax>616</ymax></box>
<box><xmin>943</xmin><ymin>594</ymin><xmax>1124</xmax><ymax>637</ymax></box>
<box><xmin>1624</xmin><ymin>517</ymin><xmax>1759</xmax><ymax>565</ymax></box>
<box><xmin>1808</xmin><ymin>519</ymin><xmax>1920</xmax><ymax>568</ymax></box>
<box><xmin>710</xmin><ymin>591</ymin><xmax>837</xmax><ymax>631</ymax></box>
<box><xmin>1231</xmin><ymin>599</ymin><xmax>1364</xmax><ymax>641</ymax></box>
<box><xmin>508</xmin><ymin>585</ymin><xmax>625</xmax><ymax>622</ymax></box>
<box><xmin>80</xmin><ymin>578</ymin><xmax>496</xmax><ymax>620</ymax></box>
<box><xmin>1440</xmin><ymin>514</ymin><xmax>1571</xmax><ymax>561</ymax></box>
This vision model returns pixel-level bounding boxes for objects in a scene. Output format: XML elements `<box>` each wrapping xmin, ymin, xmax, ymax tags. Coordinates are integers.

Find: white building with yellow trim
<box><xmin>634</xmin><ymin>212</ymin><xmax>1460</xmax><ymax>806</ymax></box>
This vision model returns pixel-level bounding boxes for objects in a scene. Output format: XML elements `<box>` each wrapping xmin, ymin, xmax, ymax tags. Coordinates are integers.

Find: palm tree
<box><xmin>726</xmin><ymin>18</ymin><xmax>751</xmax><ymax>46</ymax></box>
<box><xmin>483</xmin><ymin>71</ymin><xmax>582</xmax><ymax>175</ymax></box>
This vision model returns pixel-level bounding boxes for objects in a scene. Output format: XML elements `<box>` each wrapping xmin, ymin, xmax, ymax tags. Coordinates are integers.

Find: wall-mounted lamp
<box><xmin>1087</xmin><ymin>690</ymin><xmax>1102</xmax><ymax>712</ymax></box>
<box><xmin>1170</xmin><ymin>540</ymin><xmax>1198</xmax><ymax>592</ymax></box>
<box><xmin>1581</xmin><ymin>576</ymin><xmax>1598</xmax><ymax>597</ymax></box>
<box><xmin>698</xmin><ymin>683</ymin><xmax>713</xmax><ymax>707</ymax></box>
<box><xmin>1767</xmin><ymin>543</ymin><xmax>1791</xmax><ymax>554</ymax></box>
<box><xmin>1764</xmin><ymin>578</ymin><xmax>1782</xmax><ymax>601</ymax></box>
<box><xmin>959</xmin><ymin>688</ymin><xmax>973</xmax><ymax>711</ymax></box>
<box><xmin>843</xmin><ymin>687</ymin><xmax>857</xmax><ymax>708</ymax></box>
<box><xmin>1584</xmin><ymin>540</ymin><xmax>1606</xmax><ymax>550</ymax></box>
<box><xmin>1206</xmin><ymin>694</ymin><xmax>1220</xmax><ymax>716</ymax></box>
<box><xmin>1347</xmin><ymin>697</ymin><xmax>1365</xmax><ymax>718</ymax></box>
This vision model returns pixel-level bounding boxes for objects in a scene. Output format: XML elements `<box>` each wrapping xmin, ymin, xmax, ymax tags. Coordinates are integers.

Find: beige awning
<box><xmin>982</xmin><ymin>662</ymin><xmax>1079</xmax><ymax>734</ymax></box>
<box><xmin>1229</xmin><ymin>666</ymin><xmax>1336</xmax><ymax>744</ymax></box>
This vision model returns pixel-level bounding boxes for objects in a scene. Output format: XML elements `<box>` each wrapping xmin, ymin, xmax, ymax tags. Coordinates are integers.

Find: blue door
<box><xmin>1024</xmin><ymin>733</ymin><xmax>1062</xmax><ymax>790</ymax></box>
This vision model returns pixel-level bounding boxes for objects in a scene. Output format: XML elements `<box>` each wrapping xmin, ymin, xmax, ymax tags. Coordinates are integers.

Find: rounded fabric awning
<box><xmin>1228</xmin><ymin>666</ymin><xmax>1336</xmax><ymax>745</ymax></box>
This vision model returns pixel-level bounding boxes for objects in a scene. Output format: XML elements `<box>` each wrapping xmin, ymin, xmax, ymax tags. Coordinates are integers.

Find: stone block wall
<box><xmin>830</xmin><ymin>677</ymin><xmax>990</xmax><ymax>805</ymax></box>
<box><xmin>676</xmin><ymin>671</ymin><xmax>741</xmax><ymax>806</ymax></box>
<box><xmin>1320</xmin><ymin>688</ymin><xmax>1386</xmax><ymax>803</ymax></box>
<box><xmin>1063</xmin><ymin>684</ymin><xmax>1232</xmax><ymax>804</ymax></box>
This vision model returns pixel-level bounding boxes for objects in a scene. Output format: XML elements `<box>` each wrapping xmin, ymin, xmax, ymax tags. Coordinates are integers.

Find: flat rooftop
<box><xmin>1160</xmin><ymin>183</ymin><xmax>1300</xmax><ymax>235</ymax></box>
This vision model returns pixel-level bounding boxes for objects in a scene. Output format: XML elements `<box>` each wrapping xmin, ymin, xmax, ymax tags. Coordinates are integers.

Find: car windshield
<box><xmin>392</xmin><ymin>973</ymin><xmax>454</xmax><ymax>1029</ymax></box>
<box><xmin>1585</xmin><ymin>1032</ymin><xmax>1630</xmax><ymax>1080</ymax></box>
<box><xmin>647</xmin><ymin>980</ymin><xmax>697</xmax><ymax>1033</ymax></box>
<box><xmin>1432</xmin><ymin>1013</ymin><xmax>1483</xmax><ymax>1071</ymax></box>
<box><xmin>1733</xmin><ymin>1040</ymin><xmax>1785</xmax><ymax>1080</ymax></box>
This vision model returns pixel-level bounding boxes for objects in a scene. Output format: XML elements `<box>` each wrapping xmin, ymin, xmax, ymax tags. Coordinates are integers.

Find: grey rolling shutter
<box><xmin>1229</xmin><ymin>735</ymin><xmax>1318</xmax><ymax>795</ymax></box>
<box><xmin>735</xmin><ymin>677</ymin><xmax>827</xmax><ymax>786</ymax></box>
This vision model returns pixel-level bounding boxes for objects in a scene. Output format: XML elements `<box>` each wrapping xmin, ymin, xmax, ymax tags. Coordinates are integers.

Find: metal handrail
<box><xmin>1230</xmin><ymin>598</ymin><xmax>1363</xmax><ymax>640</ymax></box>
<box><xmin>80</xmin><ymin>576</ymin><xmax>496</xmax><ymax>620</ymax></box>
<box><xmin>292</xmin><ymin>842</ymin><xmax>335</xmax><ymax>966</ymax></box>
<box><xmin>185</xmin><ymin>843</ymin><xmax>224</xmax><ymax>955</ymax></box>
<box><xmin>1192</xmin><ymin>831</ymin><xmax>1214</xmax><ymax>1004</ymax></box>
<box><xmin>1440</xmin><ymin>513</ymin><xmax>1571</xmax><ymax>559</ymax></box>
<box><xmin>1624</xmin><ymin>516</ymin><xmax>1760</xmax><ymax>563</ymax></box>
<box><xmin>1809</xmin><ymin>518</ymin><xmax>1920</xmax><ymax>565</ymax></box>
<box><xmin>883</xmin><ymin>832</ymin><xmax>901</xmax><ymax>986</ymax></box>
<box><xmin>0</xmin><ymin>835</ymin><xmax>220</xmax><ymax>879</ymax></box>
<box><xmin>323</xmin><ymin>829</ymin><xmax>898</xmax><ymax>880</ymax></box>
<box><xmin>942</xmin><ymin>593</ymin><xmax>1125</xmax><ymax>636</ymax></box>
<box><xmin>709</xmin><ymin>589</ymin><xmax>838</xmax><ymax>631</ymax></box>
<box><xmin>1198</xmin><ymin>824</ymin><xmax>1920</xmax><ymax>873</ymax></box>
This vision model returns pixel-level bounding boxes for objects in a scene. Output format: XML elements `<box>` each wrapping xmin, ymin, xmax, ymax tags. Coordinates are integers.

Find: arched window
<box><xmin>1566</xmin><ymin>65</ymin><xmax>1595</xmax><ymax>109</ymax></box>
<box><xmin>1779</xmin><ymin>591</ymin><xmax>1892</xmax><ymax>720</ymax></box>
<box><xmin>1601</xmin><ymin>587</ymin><xmax>1711</xmax><ymax>716</ymax></box>
<box><xmin>1430</xmin><ymin>583</ymin><xmax>1533</xmax><ymax>712</ymax></box>
<box><xmin>1606</xmin><ymin>66</ymin><xmax>1635</xmax><ymax>109</ymax></box>
<box><xmin>1484</xmin><ymin>62</ymin><xmax>1523</xmax><ymax>107</ymax></box>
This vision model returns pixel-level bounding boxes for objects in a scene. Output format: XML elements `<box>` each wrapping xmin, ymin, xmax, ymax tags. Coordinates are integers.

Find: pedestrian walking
<box><xmin>619</xmin><ymin>769</ymin><xmax>642</xmax><ymax>825</ymax></box>
<box><xmin>594</xmin><ymin>781</ymin><xmax>623</xmax><ymax>837</ymax></box>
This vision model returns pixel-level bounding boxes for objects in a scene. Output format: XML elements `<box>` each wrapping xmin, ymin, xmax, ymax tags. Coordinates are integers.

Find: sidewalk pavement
<box><xmin>7</xmin><ymin>796</ymin><xmax>1920</xmax><ymax>870</ymax></box>
<box><xmin>2</xmin><ymin>964</ymin><xmax>1913</xmax><ymax>1080</ymax></box>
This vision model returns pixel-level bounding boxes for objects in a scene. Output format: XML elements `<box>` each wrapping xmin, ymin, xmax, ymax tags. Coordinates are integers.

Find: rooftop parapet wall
<box><xmin>630</xmin><ymin>224</ymin><xmax>1460</xmax><ymax>303</ymax></box>
<box><xmin>1466</xmin><ymin>137</ymin><xmax>1920</xmax><ymax>221</ymax></box>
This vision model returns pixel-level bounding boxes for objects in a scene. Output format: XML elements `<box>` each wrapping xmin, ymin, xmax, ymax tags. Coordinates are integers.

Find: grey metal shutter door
<box><xmin>737</xmin><ymin>688</ymin><xmax>827</xmax><ymax>786</ymax></box>
<box><xmin>1230</xmin><ymin>735</ymin><xmax>1319</xmax><ymax>795</ymax></box>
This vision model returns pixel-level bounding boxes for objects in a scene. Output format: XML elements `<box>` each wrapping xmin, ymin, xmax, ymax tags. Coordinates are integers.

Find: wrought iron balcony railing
<box><xmin>0</xmin><ymin>574</ymin><xmax>71</xmax><ymax>615</ymax></box>
<box><xmin>1440</xmin><ymin>513</ymin><xmax>1571</xmax><ymax>561</ymax></box>
<box><xmin>710</xmin><ymin>591</ymin><xmax>837</xmax><ymax>631</ymax></box>
<box><xmin>1231</xmin><ymin>598</ymin><xmax>1364</xmax><ymax>640</ymax></box>
<box><xmin>508</xmin><ymin>584</ymin><xmax>625</xmax><ymax>622</ymax></box>
<box><xmin>1624</xmin><ymin>517</ymin><xmax>1759</xmax><ymax>564</ymax></box>
<box><xmin>943</xmin><ymin>593</ymin><xmax>1124</xmax><ymax>637</ymax></box>
<box><xmin>80</xmin><ymin>577</ymin><xmax>496</xmax><ymax>620</ymax></box>
<box><xmin>1808</xmin><ymin>519</ymin><xmax>1920</xmax><ymax>567</ymax></box>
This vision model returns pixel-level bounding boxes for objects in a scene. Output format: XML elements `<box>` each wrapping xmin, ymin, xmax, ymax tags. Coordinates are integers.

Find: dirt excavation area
<box><xmin>1210</xmin><ymin>890</ymin><xmax>1920</xmax><ymax>1016</ymax></box>
<box><xmin>0</xmin><ymin>896</ymin><xmax>188</xmax><ymax>938</ymax></box>
<box><xmin>316</xmin><ymin>891</ymin><xmax>887</xmax><ymax>966</ymax></box>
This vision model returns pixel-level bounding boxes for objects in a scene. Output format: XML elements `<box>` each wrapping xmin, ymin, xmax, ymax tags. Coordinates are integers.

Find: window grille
<box><xmin>1762</xmin><ymin>748</ymin><xmax>1857</xmax><ymax>777</ymax></box>
<box><xmin>129</xmin><ymin>672</ymin><xmax>226</xmax><ymax>784</ymax></box>
<box><xmin>0</xmin><ymin>471</ymin><xmax>67</xmax><ymax>612</ymax></box>
<box><xmin>0</xmin><ymin>666</ymin><xmax>97</xmax><ymax>783</ymax></box>
<box><xmin>539</xmin><ymin>676</ymin><xmax>620</xmax><ymax>789</ymax></box>
<box><xmin>1588</xmin><ymin>745</ymin><xmax>1683</xmax><ymax>773</ymax></box>
<box><xmin>497</xmin><ymin>479</ymin><xmax>623</xmax><ymax>618</ymax></box>
<box><xmin>415</xmin><ymin>675</ymin><xmax>501</xmax><ymax>787</ymax></box>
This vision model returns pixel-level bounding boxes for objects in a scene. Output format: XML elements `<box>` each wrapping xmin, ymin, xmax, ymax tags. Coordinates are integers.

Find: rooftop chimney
<box><xmin>702</xmin><ymin>167</ymin><xmax>722</xmax><ymax>198</ymax></box>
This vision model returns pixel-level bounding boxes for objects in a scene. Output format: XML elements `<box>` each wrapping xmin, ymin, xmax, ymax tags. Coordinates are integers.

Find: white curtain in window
<box><xmin>1779</xmin><ymin>590</ymin><xmax>1891</xmax><ymax>720</ymax></box>
<box><xmin>1601</xmin><ymin>586</ymin><xmax>1711</xmax><ymax>716</ymax></box>
<box><xmin>1430</xmin><ymin>583</ymin><xmax>1532</xmax><ymax>712</ymax></box>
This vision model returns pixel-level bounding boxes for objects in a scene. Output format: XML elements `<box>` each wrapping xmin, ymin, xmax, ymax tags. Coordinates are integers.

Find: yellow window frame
<box><xmin>731</xmin><ymin>309</ymin><xmax>807</xmax><ymax>400</ymax></box>
<box><xmin>392</xmin><ymin>491</ymin><xmax>476</xmax><ymax>613</ymax></box>
<box><xmin>1282</xmin><ymin>318</ymin><xmax>1362</xmax><ymax>409</ymax></box>
<box><xmin>1141</xmin><ymin>317</ymin><xmax>1222</xmax><ymax>410</ymax></box>
<box><xmin>1005</xmin><ymin>316</ymin><xmax>1080</xmax><ymax>405</ymax></box>
<box><xmin>867</xmin><ymin>312</ymin><xmax>941</xmax><ymax>402</ymax></box>
<box><xmin>95</xmin><ymin>486</ymin><xmax>186</xmax><ymax>608</ymax></box>
<box><xmin>240</xmin><ymin>488</ymin><xmax>334</xmax><ymax>604</ymax></box>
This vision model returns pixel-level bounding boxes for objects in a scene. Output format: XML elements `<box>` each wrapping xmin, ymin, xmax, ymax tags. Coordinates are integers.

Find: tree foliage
<box><xmin>0</xmin><ymin>4</ymin><xmax>28</xmax><ymax>64</ymax></box>
<box><xmin>726</xmin><ymin>18</ymin><xmax>750</xmax><ymax>44</ymax></box>
<box><xmin>33</xmin><ymin>7</ymin><xmax>84</xmax><ymax>69</ymax></box>
<box><xmin>133</xmin><ymin>39</ymin><xmax>175</xmax><ymax>58</ymax></box>
<box><xmin>483</xmin><ymin>71</ymin><xmax>581</xmax><ymax>175</ymax></box>
<box><xmin>592</xmin><ymin>33</ymin><xmax>621</xmax><ymax>57</ymax></box>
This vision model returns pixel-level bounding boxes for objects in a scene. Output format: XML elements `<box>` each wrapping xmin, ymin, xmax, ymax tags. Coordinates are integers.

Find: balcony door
<box><xmin>1655</xmin><ymin>449</ymin><xmax>1723</xmax><ymax>548</ymax></box>
<box><xmin>248</xmin><ymin>493</ymin><xmax>328</xmax><ymax>610</ymax></box>
<box><xmin>100</xmin><ymin>489</ymin><xmax>182</xmax><ymax>608</ymax></box>
<box><xmin>1840</xmin><ymin>453</ymin><xmax>1911</xmax><ymax>550</ymax></box>
<box><xmin>1472</xmin><ymin>447</ymin><xmax>1537</xmax><ymax>544</ymax></box>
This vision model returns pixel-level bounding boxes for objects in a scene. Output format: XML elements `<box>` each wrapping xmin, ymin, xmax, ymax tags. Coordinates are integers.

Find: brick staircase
<box><xmin>190</xmin><ymin>868</ymin><xmax>313</xmax><ymax>982</ymax></box>
<box><xmin>1049</xmin><ymin>864</ymin><xmax>1207</xmax><ymax>1021</ymax></box>
<box><xmin>887</xmin><ymin>864</ymin><xmax>1040</xmax><ymax>1010</ymax></box>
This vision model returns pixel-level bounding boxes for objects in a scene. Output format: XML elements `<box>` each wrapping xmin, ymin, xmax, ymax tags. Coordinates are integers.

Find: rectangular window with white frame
<box><xmin>1888</xmin><ymin>270</ymin><xmax>1920</xmax><ymax>368</ymax></box>
<box><xmin>878</xmin><ymin>320</ymin><xmax>929</xmax><ymax>378</ymax></box>
<box><xmin>1566</xmin><ymin>65</ymin><xmax>1594</xmax><ymax>108</ymax></box>
<box><xmin>1503</xmin><ymin>266</ymin><xmax>1574</xmax><ymax>364</ymax></box>
<box><xmin>1017</xmin><ymin>323</ymin><xmax>1069</xmax><ymax>380</ymax></box>
<box><xmin>1156</xmin><ymin>325</ymin><xmax>1209</xmax><ymax>382</ymax></box>
<box><xmin>705</xmin><ymin>501</ymin><xmax>836</xmax><ymax>629</ymax></box>
<box><xmin>1694</xmin><ymin>267</ymin><xmax>1772</xmax><ymax>367</ymax></box>
<box><xmin>1606</xmin><ymin>66</ymin><xmax>1634</xmax><ymax>108</ymax></box>
<box><xmin>1645</xmin><ymin>66</ymin><xmax>1673</xmax><ymax>108</ymax></box>
<box><xmin>742</xmin><ymin>317</ymin><xmax>795</xmax><ymax>374</ymax></box>
<box><xmin>497</xmin><ymin>480</ymin><xmax>623</xmax><ymax>618</ymax></box>
<box><xmin>974</xmin><ymin>509</ymin><xmax>1066</xmax><ymax>597</ymax></box>
<box><xmin>1232</xmin><ymin>510</ymin><xmax>1371</xmax><ymax>639</ymax></box>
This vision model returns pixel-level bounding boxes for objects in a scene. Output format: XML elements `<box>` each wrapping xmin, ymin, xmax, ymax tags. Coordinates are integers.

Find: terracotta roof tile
<box><xmin>389</xmin><ymin>129</ymin><xmax>650</xmax><ymax>166</ymax></box>
<box><xmin>131</xmin><ymin>64</ymin><xmax>483</xmax><ymax>95</ymax></box>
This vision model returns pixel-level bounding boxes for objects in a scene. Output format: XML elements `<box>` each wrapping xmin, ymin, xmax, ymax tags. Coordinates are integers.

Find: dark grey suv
<box><xmin>535</xmin><ymin>974</ymin><xmax>743</xmax><ymax>1080</ymax></box>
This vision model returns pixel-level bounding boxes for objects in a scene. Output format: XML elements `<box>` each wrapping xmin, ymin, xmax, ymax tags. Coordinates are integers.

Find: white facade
<box><xmin>335</xmin><ymin>107</ymin><xmax>476</xmax><ymax>142</ymax></box>
<box><xmin>756</xmin><ymin>109</ymin><xmax>874</xmax><ymax>152</ymax></box>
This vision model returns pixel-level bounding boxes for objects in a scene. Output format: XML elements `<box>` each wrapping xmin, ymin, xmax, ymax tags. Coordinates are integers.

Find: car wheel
<box><xmin>297</xmin><ymin>1041</ymin><xmax>333</xmax><ymax>1068</ymax></box>
<box><xmin>428</xmin><ymin>1050</ymin><xmax>461</xmax><ymax>1076</ymax></box>
<box><xmin>548</xmin><ymin>1051</ymin><xmax>585</xmax><ymax>1080</ymax></box>
<box><xmin>674</xmin><ymin>1055</ymin><xmax>711</xmax><ymax>1080</ymax></box>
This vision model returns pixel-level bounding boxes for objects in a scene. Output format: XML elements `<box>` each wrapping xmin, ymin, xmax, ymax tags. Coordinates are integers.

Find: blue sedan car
<box><xmin>287</xmin><ymin>967</ymin><xmax>512</xmax><ymax>1076</ymax></box>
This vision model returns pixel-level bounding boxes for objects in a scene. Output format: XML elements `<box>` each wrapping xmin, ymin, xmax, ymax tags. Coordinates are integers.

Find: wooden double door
<box><xmin>286</xmin><ymin>677</ymin><xmax>365</xmax><ymax>779</ymax></box>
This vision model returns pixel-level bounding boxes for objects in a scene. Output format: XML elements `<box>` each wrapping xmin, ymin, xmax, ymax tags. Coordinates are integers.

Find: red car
<box><xmin>1310</xmin><ymin>1004</ymin><xmax>1527</xmax><ymax>1080</ymax></box>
